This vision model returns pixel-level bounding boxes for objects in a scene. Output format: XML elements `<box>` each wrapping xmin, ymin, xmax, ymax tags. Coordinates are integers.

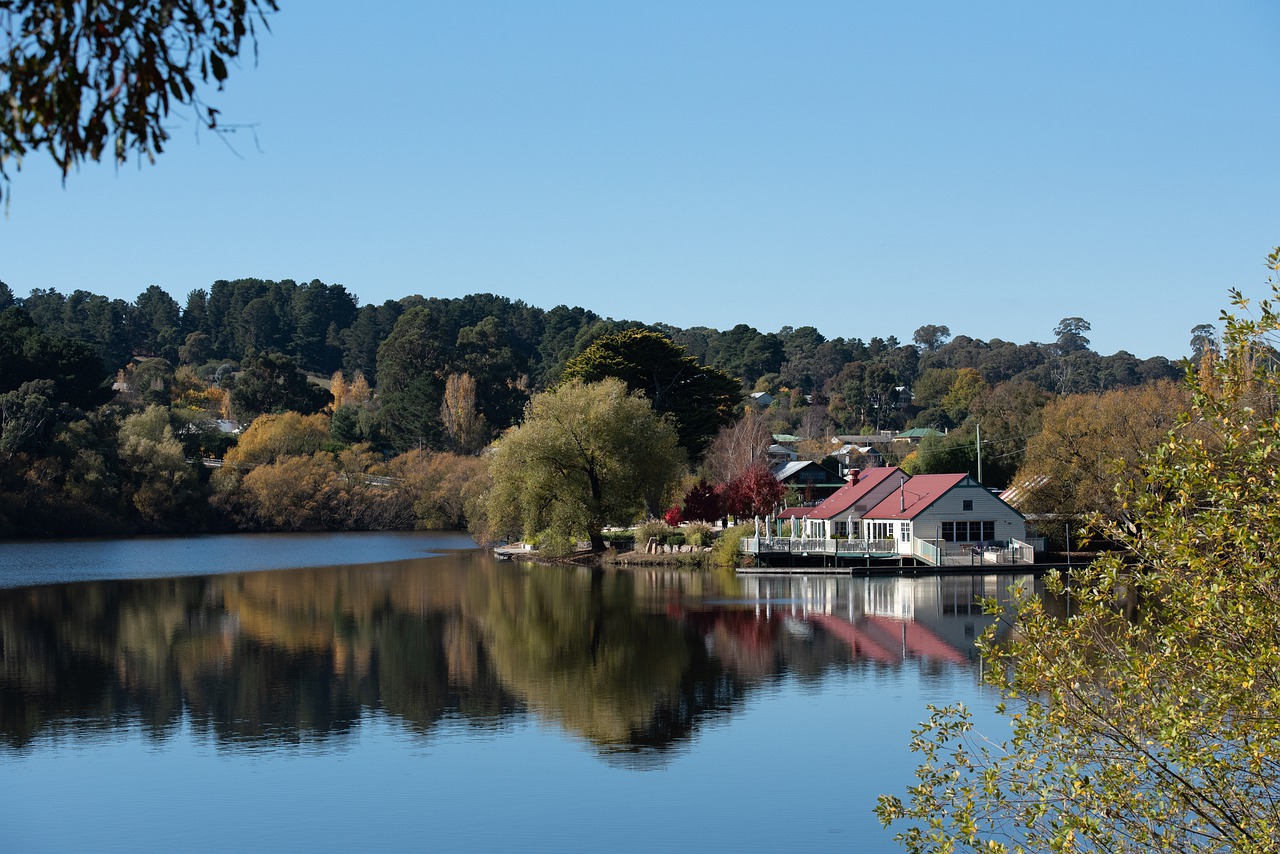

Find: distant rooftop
<box><xmin>894</xmin><ymin>427</ymin><xmax>944</xmax><ymax>440</ymax></box>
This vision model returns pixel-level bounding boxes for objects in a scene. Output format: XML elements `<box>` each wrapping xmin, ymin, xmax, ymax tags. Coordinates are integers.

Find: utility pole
<box><xmin>976</xmin><ymin>421</ymin><xmax>983</xmax><ymax>483</ymax></box>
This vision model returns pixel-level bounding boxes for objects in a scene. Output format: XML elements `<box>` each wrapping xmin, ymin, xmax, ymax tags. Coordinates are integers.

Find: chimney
<box><xmin>899</xmin><ymin>476</ymin><xmax>906</xmax><ymax>513</ymax></box>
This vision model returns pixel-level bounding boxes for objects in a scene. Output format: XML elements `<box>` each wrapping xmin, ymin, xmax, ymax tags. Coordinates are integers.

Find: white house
<box><xmin>861</xmin><ymin>473</ymin><xmax>1026</xmax><ymax>556</ymax></box>
<box><xmin>796</xmin><ymin>466</ymin><xmax>906</xmax><ymax>540</ymax></box>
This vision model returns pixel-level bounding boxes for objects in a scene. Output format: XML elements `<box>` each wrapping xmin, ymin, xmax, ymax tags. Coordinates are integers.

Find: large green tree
<box><xmin>0</xmin><ymin>306</ymin><xmax>111</xmax><ymax>411</ymax></box>
<box><xmin>877</xmin><ymin>265</ymin><xmax>1280</xmax><ymax>853</ymax></box>
<box><xmin>0</xmin><ymin>0</ymin><xmax>277</xmax><ymax>204</ymax></box>
<box><xmin>560</xmin><ymin>328</ymin><xmax>740</xmax><ymax>461</ymax></box>
<box><xmin>228</xmin><ymin>350</ymin><xmax>328</xmax><ymax>420</ymax></box>
<box><xmin>485</xmin><ymin>378</ymin><xmax>685</xmax><ymax>554</ymax></box>
<box><xmin>375</xmin><ymin>306</ymin><xmax>449</xmax><ymax>452</ymax></box>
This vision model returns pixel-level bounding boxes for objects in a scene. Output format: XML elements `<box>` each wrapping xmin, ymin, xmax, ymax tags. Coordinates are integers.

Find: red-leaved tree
<box><xmin>723</xmin><ymin>464</ymin><xmax>784</xmax><ymax>519</ymax></box>
<box><xmin>680</xmin><ymin>479</ymin><xmax>723</xmax><ymax>522</ymax></box>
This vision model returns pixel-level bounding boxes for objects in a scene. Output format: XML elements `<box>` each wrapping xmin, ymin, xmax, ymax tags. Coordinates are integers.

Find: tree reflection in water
<box><xmin>0</xmin><ymin>553</ymin><xmax>1034</xmax><ymax>758</ymax></box>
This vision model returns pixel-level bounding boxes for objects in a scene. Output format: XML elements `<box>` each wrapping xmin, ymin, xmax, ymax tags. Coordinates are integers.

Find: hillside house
<box><xmin>832</xmin><ymin>443</ymin><xmax>884</xmax><ymax>473</ymax></box>
<box><xmin>770</xmin><ymin>460</ymin><xmax>845</xmax><ymax>503</ymax></box>
<box><xmin>893</xmin><ymin>427</ymin><xmax>944</xmax><ymax>445</ymax></box>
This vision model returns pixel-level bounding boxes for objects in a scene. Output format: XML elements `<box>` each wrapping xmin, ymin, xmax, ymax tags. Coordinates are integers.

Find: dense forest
<box><xmin>0</xmin><ymin>276</ymin><xmax>1195</xmax><ymax>539</ymax></box>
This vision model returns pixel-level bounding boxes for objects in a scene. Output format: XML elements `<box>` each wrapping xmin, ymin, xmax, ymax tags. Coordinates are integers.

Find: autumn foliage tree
<box><xmin>1012</xmin><ymin>378</ymin><xmax>1191</xmax><ymax>533</ymax></box>
<box><xmin>440</xmin><ymin>372</ymin><xmax>489</xmax><ymax>453</ymax></box>
<box><xmin>222</xmin><ymin>412</ymin><xmax>330</xmax><ymax>468</ymax></box>
<box><xmin>680</xmin><ymin>479</ymin><xmax>723</xmax><ymax>523</ymax></box>
<box><xmin>723</xmin><ymin>463</ymin><xmax>784</xmax><ymax>520</ymax></box>
<box><xmin>387</xmin><ymin>449</ymin><xmax>490</xmax><ymax>530</ymax></box>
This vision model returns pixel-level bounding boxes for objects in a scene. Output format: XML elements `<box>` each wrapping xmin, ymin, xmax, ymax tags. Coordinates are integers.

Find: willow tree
<box><xmin>486</xmin><ymin>378</ymin><xmax>685</xmax><ymax>554</ymax></box>
<box><xmin>877</xmin><ymin>262</ymin><xmax>1280</xmax><ymax>854</ymax></box>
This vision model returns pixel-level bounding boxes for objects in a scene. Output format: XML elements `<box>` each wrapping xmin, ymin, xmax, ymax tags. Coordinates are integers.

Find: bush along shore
<box><xmin>499</xmin><ymin>522</ymin><xmax>755</xmax><ymax>571</ymax></box>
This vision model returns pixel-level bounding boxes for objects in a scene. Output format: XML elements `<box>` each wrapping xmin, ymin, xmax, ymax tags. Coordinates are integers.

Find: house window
<box><xmin>900</xmin><ymin>523</ymin><xmax>910</xmax><ymax>542</ymax></box>
<box><xmin>941</xmin><ymin>521</ymin><xmax>996</xmax><ymax>543</ymax></box>
<box><xmin>868</xmin><ymin>522</ymin><xmax>891</xmax><ymax>540</ymax></box>
<box><xmin>963</xmin><ymin>499</ymin><xmax>974</xmax><ymax>511</ymax></box>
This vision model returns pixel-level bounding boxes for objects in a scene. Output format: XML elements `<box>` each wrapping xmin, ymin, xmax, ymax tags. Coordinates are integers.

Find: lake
<box><xmin>0</xmin><ymin>532</ymin><xmax>1035</xmax><ymax>853</ymax></box>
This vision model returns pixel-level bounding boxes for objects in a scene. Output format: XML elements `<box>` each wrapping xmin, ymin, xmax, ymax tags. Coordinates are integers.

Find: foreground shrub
<box><xmin>877</xmin><ymin>265</ymin><xmax>1280</xmax><ymax>854</ymax></box>
<box><xmin>635</xmin><ymin>519</ymin><xmax>675</xmax><ymax>548</ymax></box>
<box><xmin>710</xmin><ymin>524</ymin><xmax>753</xmax><ymax>568</ymax></box>
<box><xmin>684</xmin><ymin>522</ymin><xmax>714</xmax><ymax>547</ymax></box>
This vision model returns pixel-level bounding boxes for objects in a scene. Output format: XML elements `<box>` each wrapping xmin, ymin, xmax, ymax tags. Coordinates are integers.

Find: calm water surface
<box><xmin>0</xmin><ymin>532</ymin><xmax>1036</xmax><ymax>853</ymax></box>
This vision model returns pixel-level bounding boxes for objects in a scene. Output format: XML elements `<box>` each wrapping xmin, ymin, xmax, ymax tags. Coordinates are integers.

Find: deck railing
<box><xmin>744</xmin><ymin>538</ymin><xmax>898</xmax><ymax>557</ymax></box>
<box><xmin>743</xmin><ymin>535</ymin><xmax>1038</xmax><ymax>566</ymax></box>
<box><xmin>932</xmin><ymin>539</ymin><xmax>1037</xmax><ymax>566</ymax></box>
<box><xmin>913</xmin><ymin>538</ymin><xmax>941</xmax><ymax>565</ymax></box>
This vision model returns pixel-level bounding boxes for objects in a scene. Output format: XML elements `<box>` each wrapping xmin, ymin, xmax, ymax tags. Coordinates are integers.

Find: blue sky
<box><xmin>4</xmin><ymin>1</ymin><xmax>1278</xmax><ymax>359</ymax></box>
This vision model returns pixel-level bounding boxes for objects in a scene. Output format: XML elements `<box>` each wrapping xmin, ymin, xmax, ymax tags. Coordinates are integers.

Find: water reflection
<box><xmin>0</xmin><ymin>552</ymin><xmax>1038</xmax><ymax>759</ymax></box>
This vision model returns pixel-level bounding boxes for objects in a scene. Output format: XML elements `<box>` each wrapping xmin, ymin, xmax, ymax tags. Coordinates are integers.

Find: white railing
<box><xmin>741</xmin><ymin>536</ymin><xmax>1036</xmax><ymax>566</ymax></box>
<box><xmin>913</xmin><ymin>538</ymin><xmax>941</xmax><ymax>565</ymax></box>
<box><xmin>1009</xmin><ymin>538</ymin><xmax>1036</xmax><ymax>564</ymax></box>
<box><xmin>743</xmin><ymin>538</ymin><xmax>898</xmax><ymax>556</ymax></box>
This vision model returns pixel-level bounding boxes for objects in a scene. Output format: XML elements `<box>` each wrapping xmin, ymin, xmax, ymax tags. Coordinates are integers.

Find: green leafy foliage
<box><xmin>229</xmin><ymin>350</ymin><xmax>329</xmax><ymax>420</ymax></box>
<box><xmin>877</xmin><ymin>263</ymin><xmax>1280</xmax><ymax>853</ymax></box>
<box><xmin>710</xmin><ymin>523</ymin><xmax>752</xmax><ymax>568</ymax></box>
<box><xmin>0</xmin><ymin>378</ymin><xmax>55</xmax><ymax>454</ymax></box>
<box><xmin>0</xmin><ymin>0</ymin><xmax>278</xmax><ymax>205</ymax></box>
<box><xmin>485</xmin><ymin>378</ymin><xmax>686</xmax><ymax>552</ymax></box>
<box><xmin>0</xmin><ymin>306</ymin><xmax>111</xmax><ymax>411</ymax></box>
<box><xmin>560</xmin><ymin>328</ymin><xmax>740</xmax><ymax>461</ymax></box>
<box><xmin>117</xmin><ymin>405</ymin><xmax>204</xmax><ymax>530</ymax></box>
<box><xmin>375</xmin><ymin>306</ymin><xmax>449</xmax><ymax>451</ymax></box>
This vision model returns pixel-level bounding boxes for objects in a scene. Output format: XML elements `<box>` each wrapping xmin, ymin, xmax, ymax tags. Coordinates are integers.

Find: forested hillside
<box><xmin>0</xmin><ymin>276</ymin><xmax>1189</xmax><ymax>538</ymax></box>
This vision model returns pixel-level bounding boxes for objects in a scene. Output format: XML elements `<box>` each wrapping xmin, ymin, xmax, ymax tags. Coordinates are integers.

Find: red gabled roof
<box><xmin>776</xmin><ymin>507</ymin><xmax>807</xmax><ymax>519</ymax></box>
<box><xmin>805</xmin><ymin>466</ymin><xmax>903</xmax><ymax>520</ymax></box>
<box><xmin>862</xmin><ymin>473</ymin><xmax>970</xmax><ymax>521</ymax></box>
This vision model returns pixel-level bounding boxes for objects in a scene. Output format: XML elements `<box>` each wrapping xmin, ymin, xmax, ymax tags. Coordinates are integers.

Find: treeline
<box><xmin>0</xmin><ymin>275</ymin><xmax>1196</xmax><ymax>538</ymax></box>
<box><xmin>3</xmin><ymin>277</ymin><xmax>1186</xmax><ymax>439</ymax></box>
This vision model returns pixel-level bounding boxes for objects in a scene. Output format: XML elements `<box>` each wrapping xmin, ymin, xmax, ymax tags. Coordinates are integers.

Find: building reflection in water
<box><xmin>732</xmin><ymin>572</ymin><xmax>1038</xmax><ymax>665</ymax></box>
